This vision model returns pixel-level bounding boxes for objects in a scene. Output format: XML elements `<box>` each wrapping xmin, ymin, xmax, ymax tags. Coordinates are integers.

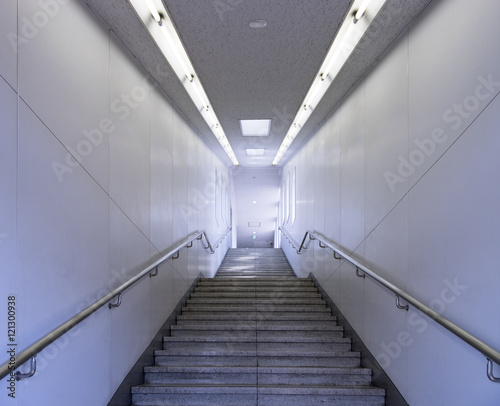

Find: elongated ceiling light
<box><xmin>272</xmin><ymin>0</ymin><xmax>387</xmax><ymax>166</ymax></box>
<box><xmin>130</xmin><ymin>0</ymin><xmax>239</xmax><ymax>166</ymax></box>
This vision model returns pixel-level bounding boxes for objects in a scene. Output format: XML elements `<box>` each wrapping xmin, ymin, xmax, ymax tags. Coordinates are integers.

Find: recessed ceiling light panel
<box><xmin>246</xmin><ymin>149</ymin><xmax>266</xmax><ymax>156</ymax></box>
<box><xmin>240</xmin><ymin>119</ymin><xmax>271</xmax><ymax>136</ymax></box>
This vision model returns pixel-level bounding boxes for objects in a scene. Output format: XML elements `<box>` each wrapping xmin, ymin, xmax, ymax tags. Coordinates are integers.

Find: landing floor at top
<box><xmin>216</xmin><ymin>248</ymin><xmax>295</xmax><ymax>278</ymax></box>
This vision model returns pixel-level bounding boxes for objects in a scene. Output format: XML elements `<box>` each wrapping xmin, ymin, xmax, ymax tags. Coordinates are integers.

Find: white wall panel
<box><xmin>17</xmin><ymin>100</ymin><xmax>111</xmax><ymax>406</ymax></box>
<box><xmin>18</xmin><ymin>0</ymin><xmax>110</xmax><ymax>190</ymax></box>
<box><xmin>363</xmin><ymin>197</ymin><xmax>409</xmax><ymax>396</ymax></box>
<box><xmin>338</xmin><ymin>245</ymin><xmax>365</xmax><ymax>339</ymax></box>
<box><xmin>407</xmin><ymin>94</ymin><xmax>500</xmax><ymax>405</ymax></box>
<box><xmin>408</xmin><ymin>0</ymin><xmax>500</xmax><ymax>189</ymax></box>
<box><xmin>109</xmin><ymin>34</ymin><xmax>151</xmax><ymax>237</ymax></box>
<box><xmin>0</xmin><ymin>77</ymin><xmax>18</xmax><ymax>285</ymax></box>
<box><xmin>109</xmin><ymin>201</ymin><xmax>151</xmax><ymax>392</ymax></box>
<box><xmin>172</xmin><ymin>110</ymin><xmax>189</xmax><ymax>244</ymax></box>
<box><xmin>150</xmin><ymin>88</ymin><xmax>173</xmax><ymax>251</ymax></box>
<box><xmin>364</xmin><ymin>34</ymin><xmax>409</xmax><ymax>233</ymax></box>
<box><xmin>323</xmin><ymin>112</ymin><xmax>341</xmax><ymax>248</ymax></box>
<box><xmin>197</xmin><ymin>141</ymin><xmax>209</xmax><ymax>276</ymax></box>
<box><xmin>340</xmin><ymin>83</ymin><xmax>365</xmax><ymax>252</ymax></box>
<box><xmin>187</xmin><ymin>128</ymin><xmax>200</xmax><ymax>280</ymax></box>
<box><xmin>0</xmin><ymin>0</ymin><xmax>17</xmax><ymax>89</ymax></box>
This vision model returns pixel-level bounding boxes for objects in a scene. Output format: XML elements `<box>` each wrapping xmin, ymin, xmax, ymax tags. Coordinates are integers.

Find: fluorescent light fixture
<box><xmin>130</xmin><ymin>0</ymin><xmax>239</xmax><ymax>166</ymax></box>
<box><xmin>248</xmin><ymin>222</ymin><xmax>261</xmax><ymax>227</ymax></box>
<box><xmin>272</xmin><ymin>0</ymin><xmax>387</xmax><ymax>166</ymax></box>
<box><xmin>354</xmin><ymin>0</ymin><xmax>371</xmax><ymax>22</ymax></box>
<box><xmin>252</xmin><ymin>200</ymin><xmax>257</xmax><ymax>204</ymax></box>
<box><xmin>246</xmin><ymin>148</ymin><xmax>266</xmax><ymax>157</ymax></box>
<box><xmin>240</xmin><ymin>119</ymin><xmax>272</xmax><ymax>136</ymax></box>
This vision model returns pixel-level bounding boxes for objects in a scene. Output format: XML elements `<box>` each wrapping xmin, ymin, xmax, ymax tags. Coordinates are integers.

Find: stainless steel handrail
<box><xmin>212</xmin><ymin>226</ymin><xmax>232</xmax><ymax>251</ymax></box>
<box><xmin>280</xmin><ymin>227</ymin><xmax>500</xmax><ymax>381</ymax></box>
<box><xmin>0</xmin><ymin>228</ymin><xmax>230</xmax><ymax>381</ymax></box>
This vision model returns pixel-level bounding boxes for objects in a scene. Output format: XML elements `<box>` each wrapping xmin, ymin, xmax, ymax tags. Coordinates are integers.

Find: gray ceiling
<box><xmin>84</xmin><ymin>0</ymin><xmax>431</xmax><ymax>246</ymax></box>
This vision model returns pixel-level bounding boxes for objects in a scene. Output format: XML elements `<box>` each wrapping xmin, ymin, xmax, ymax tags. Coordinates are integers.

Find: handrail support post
<box><xmin>355</xmin><ymin>267</ymin><xmax>365</xmax><ymax>278</ymax></box>
<box><xmin>108</xmin><ymin>293</ymin><xmax>122</xmax><ymax>309</ymax></box>
<box><xmin>487</xmin><ymin>359</ymin><xmax>500</xmax><ymax>383</ymax></box>
<box><xmin>16</xmin><ymin>356</ymin><xmax>36</xmax><ymax>381</ymax></box>
<box><xmin>395</xmin><ymin>295</ymin><xmax>409</xmax><ymax>311</ymax></box>
<box><xmin>149</xmin><ymin>266</ymin><xmax>159</xmax><ymax>278</ymax></box>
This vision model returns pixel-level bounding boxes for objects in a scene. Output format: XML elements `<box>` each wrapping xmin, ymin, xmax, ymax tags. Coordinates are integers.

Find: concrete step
<box><xmin>131</xmin><ymin>384</ymin><xmax>384</xmax><ymax>406</ymax></box>
<box><xmin>132</xmin><ymin>384</ymin><xmax>258</xmax><ymax>405</ymax></box>
<box><xmin>193</xmin><ymin>286</ymin><xmax>319</xmax><ymax>293</ymax></box>
<box><xmin>197</xmin><ymin>281</ymin><xmax>314</xmax><ymax>287</ymax></box>
<box><xmin>173</xmin><ymin>320</ymin><xmax>339</xmax><ymax>329</ymax></box>
<box><xmin>176</xmin><ymin>319</ymin><xmax>338</xmax><ymax>327</ymax></box>
<box><xmin>170</xmin><ymin>329</ymin><xmax>344</xmax><ymax>339</ymax></box>
<box><xmin>182</xmin><ymin>305</ymin><xmax>330</xmax><ymax>312</ymax></box>
<box><xmin>162</xmin><ymin>341</ymin><xmax>352</xmax><ymax>352</ymax></box>
<box><xmin>190</xmin><ymin>291</ymin><xmax>322</xmax><ymax>298</ymax></box>
<box><xmin>257</xmin><ymin>385</ymin><xmax>385</xmax><ymax>406</ymax></box>
<box><xmin>154</xmin><ymin>349</ymin><xmax>361</xmax><ymax>368</ymax></box>
<box><xmin>176</xmin><ymin>313</ymin><xmax>336</xmax><ymax>321</ymax></box>
<box><xmin>186</xmin><ymin>297</ymin><xmax>326</xmax><ymax>305</ymax></box>
<box><xmin>143</xmin><ymin>366</ymin><xmax>373</xmax><ymax>386</ymax></box>
<box><xmin>163</xmin><ymin>335</ymin><xmax>350</xmax><ymax>345</ymax></box>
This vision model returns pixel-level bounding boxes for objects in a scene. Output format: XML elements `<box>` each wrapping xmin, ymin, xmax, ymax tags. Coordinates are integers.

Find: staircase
<box><xmin>131</xmin><ymin>248</ymin><xmax>385</xmax><ymax>405</ymax></box>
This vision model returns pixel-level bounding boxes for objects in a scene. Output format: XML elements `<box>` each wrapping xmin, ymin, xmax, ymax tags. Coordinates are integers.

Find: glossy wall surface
<box><xmin>280</xmin><ymin>0</ymin><xmax>500</xmax><ymax>404</ymax></box>
<box><xmin>0</xmin><ymin>1</ymin><xmax>231</xmax><ymax>405</ymax></box>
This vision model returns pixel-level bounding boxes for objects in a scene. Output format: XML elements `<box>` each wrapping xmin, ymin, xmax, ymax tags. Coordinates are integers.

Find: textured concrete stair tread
<box><xmin>132</xmin><ymin>384</ymin><xmax>383</xmax><ymax>395</ymax></box>
<box><xmin>194</xmin><ymin>287</ymin><xmax>319</xmax><ymax>293</ymax></box>
<box><xmin>163</xmin><ymin>336</ymin><xmax>350</xmax><ymax>343</ymax></box>
<box><xmin>175</xmin><ymin>320</ymin><xmax>338</xmax><ymax>327</ymax></box>
<box><xmin>162</xmin><ymin>342</ymin><xmax>352</xmax><ymax>352</ymax></box>
<box><xmin>144</xmin><ymin>366</ymin><xmax>371</xmax><ymax>375</ymax></box>
<box><xmin>186</xmin><ymin>298</ymin><xmax>326</xmax><ymax>304</ymax></box>
<box><xmin>156</xmin><ymin>357</ymin><xmax>360</xmax><ymax>368</ymax></box>
<box><xmin>200</xmin><ymin>279</ymin><xmax>310</xmax><ymax>282</ymax></box>
<box><xmin>197</xmin><ymin>283</ymin><xmax>316</xmax><ymax>287</ymax></box>
<box><xmin>258</xmin><ymin>385</ymin><xmax>385</xmax><ymax>395</ymax></box>
<box><xmin>176</xmin><ymin>314</ymin><xmax>336</xmax><ymax>321</ymax></box>
<box><xmin>155</xmin><ymin>349</ymin><xmax>359</xmax><ymax>357</ymax></box>
<box><xmin>188</xmin><ymin>294</ymin><xmax>323</xmax><ymax>298</ymax></box>
<box><xmin>171</xmin><ymin>324</ymin><xmax>342</xmax><ymax>331</ymax></box>
<box><xmin>181</xmin><ymin>306</ymin><xmax>331</xmax><ymax>313</ymax></box>
<box><xmin>132</xmin><ymin>383</ymin><xmax>257</xmax><ymax>394</ymax></box>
